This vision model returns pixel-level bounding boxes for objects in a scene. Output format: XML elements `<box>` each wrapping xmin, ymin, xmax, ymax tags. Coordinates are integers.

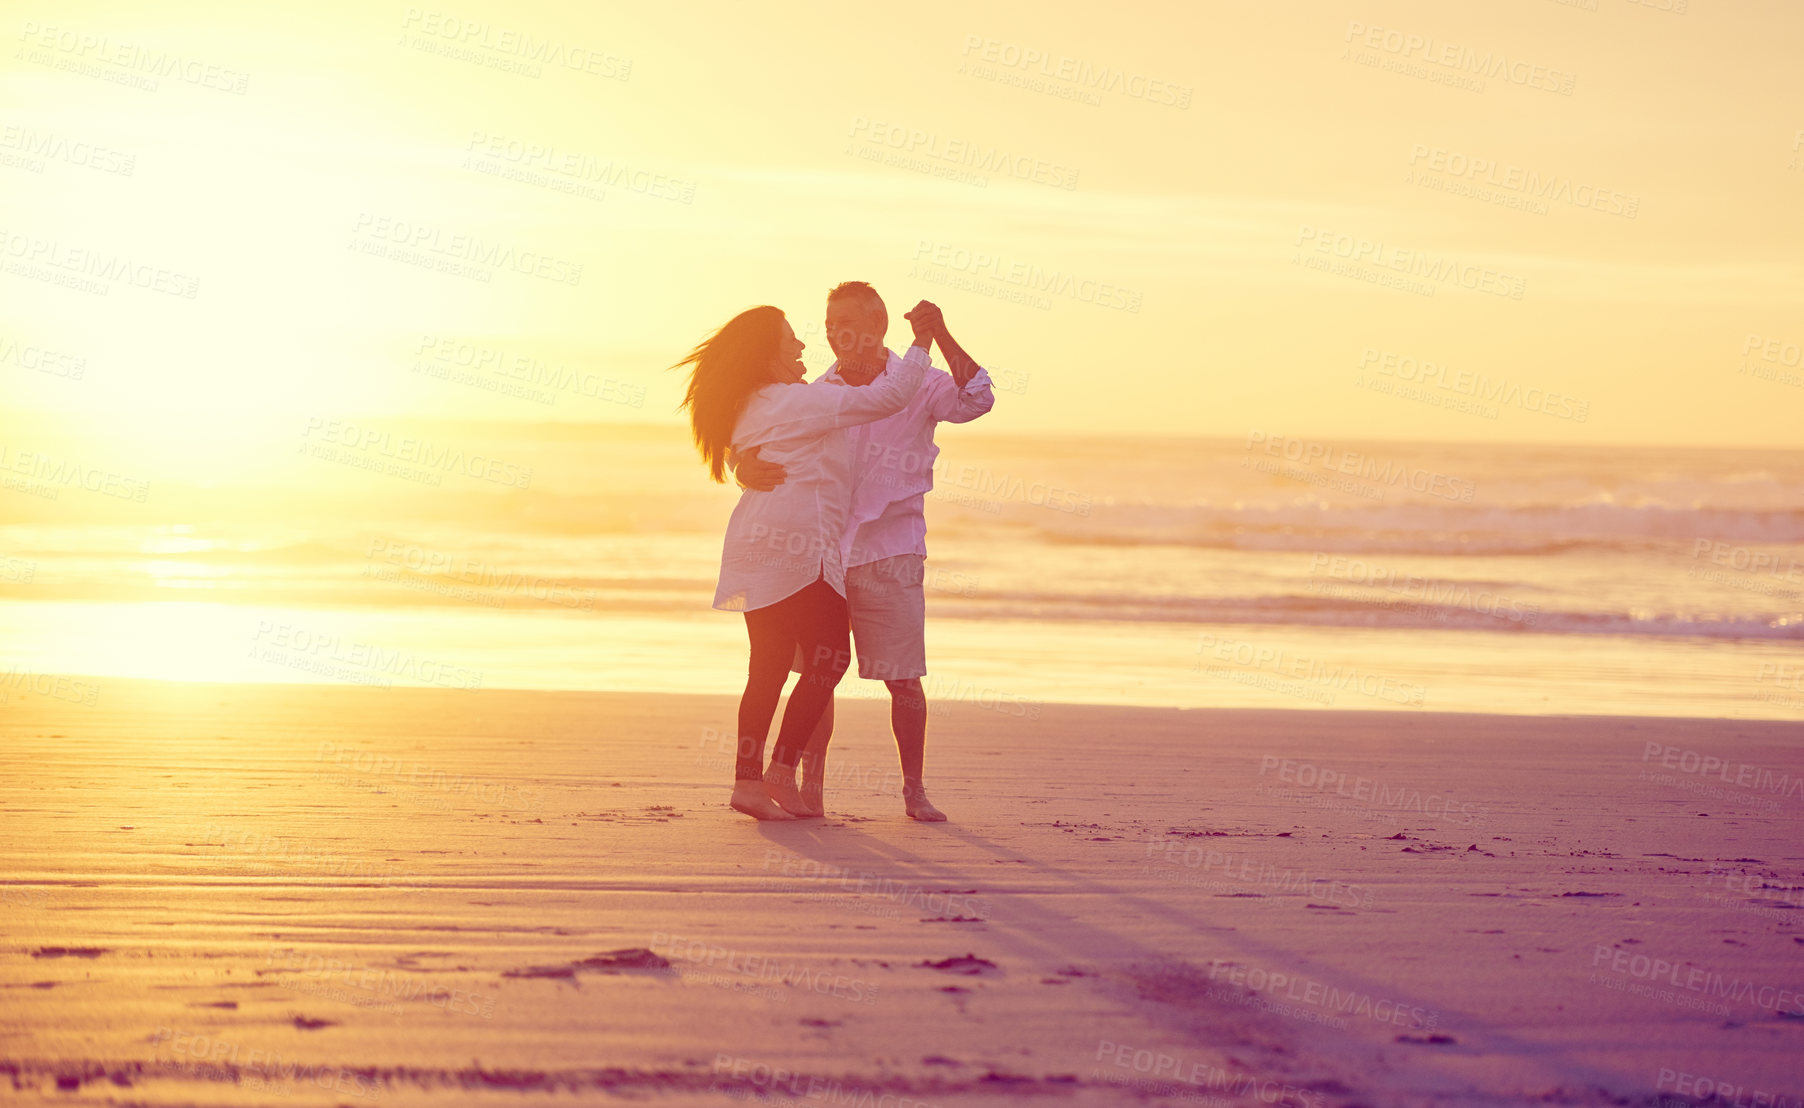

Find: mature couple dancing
<box><xmin>675</xmin><ymin>282</ymin><xmax>995</xmax><ymax>822</ymax></box>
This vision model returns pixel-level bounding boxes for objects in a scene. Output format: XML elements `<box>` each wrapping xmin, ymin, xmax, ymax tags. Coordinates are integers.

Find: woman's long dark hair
<box><xmin>673</xmin><ymin>305</ymin><xmax>784</xmax><ymax>483</ymax></box>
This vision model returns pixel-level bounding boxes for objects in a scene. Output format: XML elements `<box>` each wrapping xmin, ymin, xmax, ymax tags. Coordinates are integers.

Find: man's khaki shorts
<box><xmin>791</xmin><ymin>554</ymin><xmax>927</xmax><ymax>681</ymax></box>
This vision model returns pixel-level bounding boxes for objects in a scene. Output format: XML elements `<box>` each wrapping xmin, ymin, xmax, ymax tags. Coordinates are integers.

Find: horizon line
<box><xmin>256</xmin><ymin>417</ymin><xmax>1804</xmax><ymax>456</ymax></box>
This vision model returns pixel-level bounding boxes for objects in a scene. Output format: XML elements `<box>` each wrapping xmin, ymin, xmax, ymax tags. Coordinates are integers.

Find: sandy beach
<box><xmin>8</xmin><ymin>0</ymin><xmax>1804</xmax><ymax>1104</ymax></box>
<box><xmin>2</xmin><ymin>678</ymin><xmax>1799</xmax><ymax>1107</ymax></box>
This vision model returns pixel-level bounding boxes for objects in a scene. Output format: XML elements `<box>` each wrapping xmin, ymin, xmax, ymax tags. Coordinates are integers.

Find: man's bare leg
<box><xmin>887</xmin><ymin>677</ymin><xmax>944</xmax><ymax>821</ymax></box>
<box><xmin>799</xmin><ymin>695</ymin><xmax>834</xmax><ymax>814</ymax></box>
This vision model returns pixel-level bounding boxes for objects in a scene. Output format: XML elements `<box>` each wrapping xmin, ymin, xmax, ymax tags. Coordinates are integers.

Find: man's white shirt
<box><xmin>821</xmin><ymin>347</ymin><xmax>995</xmax><ymax>569</ymax></box>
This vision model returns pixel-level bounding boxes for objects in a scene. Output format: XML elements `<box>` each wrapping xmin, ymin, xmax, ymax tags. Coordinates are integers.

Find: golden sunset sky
<box><xmin>4</xmin><ymin>0</ymin><xmax>1801</xmax><ymax>468</ymax></box>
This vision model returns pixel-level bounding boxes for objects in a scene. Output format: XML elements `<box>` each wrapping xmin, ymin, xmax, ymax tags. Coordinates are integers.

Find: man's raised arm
<box><xmin>935</xmin><ymin>322</ymin><xmax>983</xmax><ymax>388</ymax></box>
<box><xmin>929</xmin><ymin>316</ymin><xmax>995</xmax><ymax>424</ymax></box>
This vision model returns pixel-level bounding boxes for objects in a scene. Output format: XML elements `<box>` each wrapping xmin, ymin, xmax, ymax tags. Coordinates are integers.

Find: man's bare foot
<box><xmin>764</xmin><ymin>764</ymin><xmax>821</xmax><ymax>817</ymax></box>
<box><xmin>903</xmin><ymin>780</ymin><xmax>946</xmax><ymax>822</ymax></box>
<box><xmin>800</xmin><ymin>780</ymin><xmax>825</xmax><ymax>815</ymax></box>
<box><xmin>730</xmin><ymin>780</ymin><xmax>796</xmax><ymax>821</ymax></box>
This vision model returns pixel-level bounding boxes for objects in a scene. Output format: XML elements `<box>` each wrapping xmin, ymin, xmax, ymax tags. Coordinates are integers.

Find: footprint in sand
<box><xmin>918</xmin><ymin>954</ymin><xmax>999</xmax><ymax>976</ymax></box>
<box><xmin>503</xmin><ymin>947</ymin><xmax>674</xmax><ymax>979</ymax></box>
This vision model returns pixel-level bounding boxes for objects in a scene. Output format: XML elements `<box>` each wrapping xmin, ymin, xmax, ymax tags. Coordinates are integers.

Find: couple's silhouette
<box><xmin>675</xmin><ymin>282</ymin><xmax>995</xmax><ymax>821</ymax></box>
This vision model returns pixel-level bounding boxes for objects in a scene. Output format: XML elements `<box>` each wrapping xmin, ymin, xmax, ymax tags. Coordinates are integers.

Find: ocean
<box><xmin>2</xmin><ymin>424</ymin><xmax>1800</xmax><ymax>720</ymax></box>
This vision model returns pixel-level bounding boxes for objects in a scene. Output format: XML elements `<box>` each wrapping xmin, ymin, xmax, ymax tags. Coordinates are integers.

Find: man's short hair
<box><xmin>826</xmin><ymin>281</ymin><xmax>885</xmax><ymax>313</ymax></box>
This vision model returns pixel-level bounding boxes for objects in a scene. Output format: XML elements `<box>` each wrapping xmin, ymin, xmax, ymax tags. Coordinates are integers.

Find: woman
<box><xmin>677</xmin><ymin>302</ymin><xmax>936</xmax><ymax>820</ymax></box>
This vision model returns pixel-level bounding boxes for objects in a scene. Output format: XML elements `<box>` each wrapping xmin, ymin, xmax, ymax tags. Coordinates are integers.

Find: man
<box><xmin>734</xmin><ymin>281</ymin><xmax>995</xmax><ymax>821</ymax></box>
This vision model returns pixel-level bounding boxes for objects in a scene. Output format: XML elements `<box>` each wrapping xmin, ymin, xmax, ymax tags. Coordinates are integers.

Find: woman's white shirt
<box><xmin>712</xmin><ymin>344</ymin><xmax>929</xmax><ymax>612</ymax></box>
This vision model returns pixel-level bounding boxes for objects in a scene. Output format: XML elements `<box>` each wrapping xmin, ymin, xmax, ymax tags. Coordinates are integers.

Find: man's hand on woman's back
<box><xmin>732</xmin><ymin>445</ymin><xmax>787</xmax><ymax>492</ymax></box>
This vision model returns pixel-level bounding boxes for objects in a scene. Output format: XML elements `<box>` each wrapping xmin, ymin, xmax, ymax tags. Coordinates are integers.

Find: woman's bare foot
<box><xmin>764</xmin><ymin>764</ymin><xmax>821</xmax><ymax>817</ymax></box>
<box><xmin>800</xmin><ymin>747</ymin><xmax>826</xmax><ymax>815</ymax></box>
<box><xmin>730</xmin><ymin>780</ymin><xmax>796</xmax><ymax>821</ymax></box>
<box><xmin>903</xmin><ymin>780</ymin><xmax>946</xmax><ymax>822</ymax></box>
<box><xmin>800</xmin><ymin>751</ymin><xmax>826</xmax><ymax>815</ymax></box>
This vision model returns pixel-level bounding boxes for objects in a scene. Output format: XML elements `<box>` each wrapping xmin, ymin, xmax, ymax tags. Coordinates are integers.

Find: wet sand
<box><xmin>2</xmin><ymin>678</ymin><xmax>1800</xmax><ymax>1106</ymax></box>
